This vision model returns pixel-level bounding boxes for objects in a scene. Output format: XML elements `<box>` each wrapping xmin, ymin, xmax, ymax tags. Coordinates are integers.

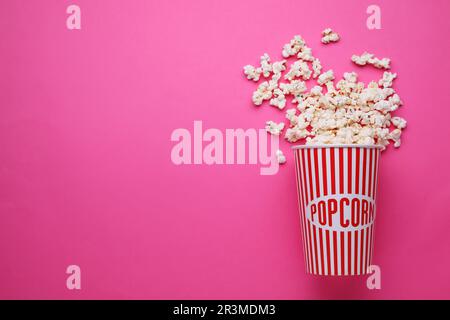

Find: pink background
<box><xmin>1</xmin><ymin>0</ymin><xmax>450</xmax><ymax>299</ymax></box>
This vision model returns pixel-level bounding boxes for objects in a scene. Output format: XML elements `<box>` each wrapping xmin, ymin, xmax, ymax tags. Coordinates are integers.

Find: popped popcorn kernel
<box><xmin>391</xmin><ymin>116</ymin><xmax>407</xmax><ymax>129</ymax></box>
<box><xmin>312</xmin><ymin>58</ymin><xmax>323</xmax><ymax>78</ymax></box>
<box><xmin>243</xmin><ymin>65</ymin><xmax>262</xmax><ymax>81</ymax></box>
<box><xmin>276</xmin><ymin>150</ymin><xmax>287</xmax><ymax>164</ymax></box>
<box><xmin>379</xmin><ymin>71</ymin><xmax>397</xmax><ymax>88</ymax></box>
<box><xmin>318</xmin><ymin>70</ymin><xmax>335</xmax><ymax>85</ymax></box>
<box><xmin>321</xmin><ymin>28</ymin><xmax>340</xmax><ymax>44</ymax></box>
<box><xmin>282</xmin><ymin>35</ymin><xmax>306</xmax><ymax>58</ymax></box>
<box><xmin>265</xmin><ymin>120</ymin><xmax>285</xmax><ymax>136</ymax></box>
<box><xmin>352</xmin><ymin>52</ymin><xmax>391</xmax><ymax>69</ymax></box>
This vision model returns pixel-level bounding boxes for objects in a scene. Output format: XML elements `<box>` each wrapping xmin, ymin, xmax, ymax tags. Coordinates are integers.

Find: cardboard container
<box><xmin>292</xmin><ymin>145</ymin><xmax>382</xmax><ymax>276</ymax></box>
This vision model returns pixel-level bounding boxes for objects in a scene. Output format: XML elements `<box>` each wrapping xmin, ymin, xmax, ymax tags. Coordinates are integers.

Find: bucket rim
<box><xmin>291</xmin><ymin>144</ymin><xmax>384</xmax><ymax>150</ymax></box>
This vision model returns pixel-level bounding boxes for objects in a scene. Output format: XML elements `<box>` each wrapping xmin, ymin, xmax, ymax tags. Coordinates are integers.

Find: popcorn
<box><xmin>285</xmin><ymin>108</ymin><xmax>298</xmax><ymax>126</ymax></box>
<box><xmin>379</xmin><ymin>71</ymin><xmax>397</xmax><ymax>88</ymax></box>
<box><xmin>272</xmin><ymin>60</ymin><xmax>287</xmax><ymax>74</ymax></box>
<box><xmin>243</xmin><ymin>65</ymin><xmax>262</xmax><ymax>81</ymax></box>
<box><xmin>276</xmin><ymin>150</ymin><xmax>286</xmax><ymax>164</ymax></box>
<box><xmin>318</xmin><ymin>70</ymin><xmax>335</xmax><ymax>85</ymax></box>
<box><xmin>252</xmin><ymin>81</ymin><xmax>274</xmax><ymax>105</ymax></box>
<box><xmin>391</xmin><ymin>116</ymin><xmax>407</xmax><ymax>129</ymax></box>
<box><xmin>351</xmin><ymin>52</ymin><xmax>374</xmax><ymax>66</ymax></box>
<box><xmin>389</xmin><ymin>128</ymin><xmax>402</xmax><ymax>148</ymax></box>
<box><xmin>269</xmin><ymin>88</ymin><xmax>287</xmax><ymax>109</ymax></box>
<box><xmin>282</xmin><ymin>35</ymin><xmax>306</xmax><ymax>58</ymax></box>
<box><xmin>280</xmin><ymin>80</ymin><xmax>307</xmax><ymax>96</ymax></box>
<box><xmin>343</xmin><ymin>72</ymin><xmax>358</xmax><ymax>83</ymax></box>
<box><xmin>297</xmin><ymin>46</ymin><xmax>314</xmax><ymax>62</ymax></box>
<box><xmin>352</xmin><ymin>52</ymin><xmax>391</xmax><ymax>69</ymax></box>
<box><xmin>312</xmin><ymin>58</ymin><xmax>322</xmax><ymax>78</ymax></box>
<box><xmin>260</xmin><ymin>53</ymin><xmax>272</xmax><ymax>77</ymax></box>
<box><xmin>265</xmin><ymin>121</ymin><xmax>285</xmax><ymax>136</ymax></box>
<box><xmin>371</xmin><ymin>57</ymin><xmax>391</xmax><ymax>70</ymax></box>
<box><xmin>285</xmin><ymin>60</ymin><xmax>312</xmax><ymax>81</ymax></box>
<box><xmin>242</xmin><ymin>32</ymin><xmax>407</xmax><ymax>162</ymax></box>
<box><xmin>321</xmin><ymin>28</ymin><xmax>340</xmax><ymax>44</ymax></box>
<box><xmin>285</xmin><ymin>127</ymin><xmax>310</xmax><ymax>142</ymax></box>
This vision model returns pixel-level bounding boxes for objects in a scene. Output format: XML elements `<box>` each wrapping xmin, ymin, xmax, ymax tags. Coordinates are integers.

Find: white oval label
<box><xmin>305</xmin><ymin>194</ymin><xmax>376</xmax><ymax>232</ymax></box>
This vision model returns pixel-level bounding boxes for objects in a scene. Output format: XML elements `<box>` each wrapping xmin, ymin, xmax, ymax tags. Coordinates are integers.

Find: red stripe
<box><xmin>339</xmin><ymin>148</ymin><xmax>344</xmax><ymax>194</ymax></box>
<box><xmin>312</xmin><ymin>224</ymin><xmax>319</xmax><ymax>274</ymax></box>
<box><xmin>330</xmin><ymin>148</ymin><xmax>336</xmax><ymax>194</ymax></box>
<box><xmin>333</xmin><ymin>231</ymin><xmax>338</xmax><ymax>276</ymax></box>
<box><xmin>362</xmin><ymin>149</ymin><xmax>367</xmax><ymax>195</ymax></box>
<box><xmin>307</xmin><ymin>221</ymin><xmax>316</xmax><ymax>274</ymax></box>
<box><xmin>322</xmin><ymin>148</ymin><xmax>328</xmax><ymax>196</ymax></box>
<box><xmin>355</xmin><ymin>148</ymin><xmax>360</xmax><ymax>194</ymax></box>
<box><xmin>325</xmin><ymin>230</ymin><xmax>331</xmax><ymax>275</ymax></box>
<box><xmin>347</xmin><ymin>148</ymin><xmax>352</xmax><ymax>193</ymax></box>
<box><xmin>368</xmin><ymin>149</ymin><xmax>373</xmax><ymax>197</ymax></box>
<box><xmin>295</xmin><ymin>151</ymin><xmax>308</xmax><ymax>273</ymax></box>
<box><xmin>365</xmin><ymin>226</ymin><xmax>370</xmax><ymax>273</ymax></box>
<box><xmin>314</xmin><ymin>148</ymin><xmax>321</xmax><ymax>198</ymax></box>
<box><xmin>373</xmin><ymin>150</ymin><xmax>379</xmax><ymax>199</ymax></box>
<box><xmin>360</xmin><ymin>229</ymin><xmax>365</xmax><ymax>274</ymax></box>
<box><xmin>370</xmin><ymin>225</ymin><xmax>374</xmax><ymax>266</ymax></box>
<box><xmin>348</xmin><ymin>232</ymin><xmax>352</xmax><ymax>275</ymax></box>
<box><xmin>307</xmin><ymin>149</ymin><xmax>314</xmax><ymax>201</ymax></box>
<box><xmin>318</xmin><ymin>228</ymin><xmax>325</xmax><ymax>275</ymax></box>
<box><xmin>301</xmin><ymin>150</ymin><xmax>309</xmax><ymax>203</ymax></box>
<box><xmin>367</xmin><ymin>226</ymin><xmax>372</xmax><ymax>268</ymax></box>
<box><xmin>354</xmin><ymin>230</ymin><xmax>359</xmax><ymax>275</ymax></box>
<box><xmin>340</xmin><ymin>231</ymin><xmax>345</xmax><ymax>275</ymax></box>
<box><xmin>298</xmin><ymin>152</ymin><xmax>311</xmax><ymax>273</ymax></box>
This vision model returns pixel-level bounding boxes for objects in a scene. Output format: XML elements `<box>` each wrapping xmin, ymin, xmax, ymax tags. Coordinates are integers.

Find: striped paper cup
<box><xmin>292</xmin><ymin>145</ymin><xmax>382</xmax><ymax>276</ymax></box>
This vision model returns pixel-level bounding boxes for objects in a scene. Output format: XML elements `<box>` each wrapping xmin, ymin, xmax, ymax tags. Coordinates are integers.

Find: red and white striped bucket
<box><xmin>292</xmin><ymin>145</ymin><xmax>382</xmax><ymax>276</ymax></box>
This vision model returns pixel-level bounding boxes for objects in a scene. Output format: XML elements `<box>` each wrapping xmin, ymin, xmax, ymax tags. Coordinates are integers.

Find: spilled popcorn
<box><xmin>243</xmin><ymin>32</ymin><xmax>407</xmax><ymax>163</ymax></box>
<box><xmin>321</xmin><ymin>28</ymin><xmax>340</xmax><ymax>44</ymax></box>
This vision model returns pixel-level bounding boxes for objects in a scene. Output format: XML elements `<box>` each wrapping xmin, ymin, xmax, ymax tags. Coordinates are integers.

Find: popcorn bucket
<box><xmin>292</xmin><ymin>145</ymin><xmax>382</xmax><ymax>276</ymax></box>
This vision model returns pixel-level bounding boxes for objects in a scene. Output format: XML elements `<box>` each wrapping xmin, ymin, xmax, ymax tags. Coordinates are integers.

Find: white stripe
<box><xmin>300</xmin><ymin>150</ymin><xmax>312</xmax><ymax>273</ymax></box>
<box><xmin>309</xmin><ymin>149</ymin><xmax>316</xmax><ymax>202</ymax></box>
<box><xmin>374</xmin><ymin>150</ymin><xmax>380</xmax><ymax>200</ymax></box>
<box><xmin>317</xmin><ymin>148</ymin><xmax>324</xmax><ymax>197</ymax></box>
<box><xmin>343</xmin><ymin>148</ymin><xmax>348</xmax><ymax>194</ymax></box>
<box><xmin>343</xmin><ymin>230</ymin><xmax>348</xmax><ymax>275</ymax></box>
<box><xmin>308</xmin><ymin>222</ymin><xmax>316</xmax><ymax>274</ymax></box>
<box><xmin>299</xmin><ymin>151</ymin><xmax>312</xmax><ymax>274</ymax></box>
<box><xmin>330</xmin><ymin>232</ymin><xmax>335</xmax><ymax>275</ymax></box>
<box><xmin>304</xmin><ymin>150</ymin><xmax>312</xmax><ymax>204</ymax></box>
<box><xmin>316</xmin><ymin>228</ymin><xmax>322</xmax><ymax>275</ymax></box>
<box><xmin>351</xmin><ymin>147</ymin><xmax>356</xmax><ymax>194</ymax></box>
<box><xmin>326</xmin><ymin>149</ymin><xmax>332</xmax><ymax>195</ymax></box>
<box><xmin>370</xmin><ymin>225</ymin><xmax>375</xmax><ymax>268</ymax></box>
<box><xmin>295</xmin><ymin>152</ymin><xmax>308</xmax><ymax>273</ymax></box>
<box><xmin>371</xmin><ymin>149</ymin><xmax>376</xmax><ymax>199</ymax></box>
<box><xmin>322</xmin><ymin>230</ymin><xmax>328</xmax><ymax>275</ymax></box>
<box><xmin>359</xmin><ymin>148</ymin><xmax>364</xmax><ymax>195</ymax></box>
<box><xmin>337</xmin><ymin>232</ymin><xmax>342</xmax><ymax>275</ymax></box>
<box><xmin>349</xmin><ymin>231</ymin><xmax>356</xmax><ymax>275</ymax></box>
<box><xmin>365</xmin><ymin>149</ymin><xmax>370</xmax><ymax>196</ymax></box>
<box><xmin>362</xmin><ymin>229</ymin><xmax>367</xmax><ymax>274</ymax></box>
<box><xmin>334</xmin><ymin>148</ymin><xmax>340</xmax><ymax>195</ymax></box>
<box><xmin>356</xmin><ymin>231</ymin><xmax>361</xmax><ymax>275</ymax></box>
<box><xmin>368</xmin><ymin>225</ymin><xmax>373</xmax><ymax>268</ymax></box>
